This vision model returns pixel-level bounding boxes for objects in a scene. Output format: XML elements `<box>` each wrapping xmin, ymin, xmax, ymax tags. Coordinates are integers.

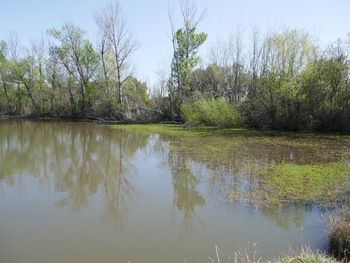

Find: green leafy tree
<box><xmin>168</xmin><ymin>0</ymin><xmax>207</xmax><ymax>120</ymax></box>
<box><xmin>0</xmin><ymin>41</ymin><xmax>13</xmax><ymax>112</ymax></box>
<box><xmin>48</xmin><ymin>23</ymin><xmax>99</xmax><ymax>112</ymax></box>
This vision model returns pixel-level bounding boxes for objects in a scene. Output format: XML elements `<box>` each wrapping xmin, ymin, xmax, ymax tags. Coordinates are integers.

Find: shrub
<box><xmin>182</xmin><ymin>98</ymin><xmax>243</xmax><ymax>128</ymax></box>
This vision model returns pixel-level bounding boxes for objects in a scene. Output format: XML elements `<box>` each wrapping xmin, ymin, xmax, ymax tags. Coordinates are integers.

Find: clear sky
<box><xmin>1</xmin><ymin>0</ymin><xmax>349</xmax><ymax>86</ymax></box>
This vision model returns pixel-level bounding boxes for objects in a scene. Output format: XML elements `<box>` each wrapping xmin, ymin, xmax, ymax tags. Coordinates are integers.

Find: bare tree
<box><xmin>31</xmin><ymin>33</ymin><xmax>48</xmax><ymax>111</ymax></box>
<box><xmin>95</xmin><ymin>7</ymin><xmax>112</xmax><ymax>98</ymax></box>
<box><xmin>229</xmin><ymin>24</ymin><xmax>246</xmax><ymax>101</ymax></box>
<box><xmin>8</xmin><ymin>32</ymin><xmax>21</xmax><ymax>62</ymax></box>
<box><xmin>249</xmin><ymin>26</ymin><xmax>262</xmax><ymax>97</ymax></box>
<box><xmin>153</xmin><ymin>59</ymin><xmax>170</xmax><ymax>100</ymax></box>
<box><xmin>208</xmin><ymin>34</ymin><xmax>231</xmax><ymax>67</ymax></box>
<box><xmin>95</xmin><ymin>1</ymin><xmax>139</xmax><ymax>105</ymax></box>
<box><xmin>31</xmin><ymin>33</ymin><xmax>46</xmax><ymax>82</ymax></box>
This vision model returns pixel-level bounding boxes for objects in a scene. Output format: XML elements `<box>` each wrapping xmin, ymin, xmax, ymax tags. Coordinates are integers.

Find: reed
<box><xmin>329</xmin><ymin>208</ymin><xmax>350</xmax><ymax>260</ymax></box>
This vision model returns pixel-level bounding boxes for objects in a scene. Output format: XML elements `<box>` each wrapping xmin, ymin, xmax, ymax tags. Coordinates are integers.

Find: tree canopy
<box><xmin>1</xmin><ymin>1</ymin><xmax>350</xmax><ymax>132</ymax></box>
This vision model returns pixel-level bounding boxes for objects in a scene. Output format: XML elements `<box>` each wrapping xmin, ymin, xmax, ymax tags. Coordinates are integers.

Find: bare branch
<box><xmin>95</xmin><ymin>0</ymin><xmax>139</xmax><ymax>104</ymax></box>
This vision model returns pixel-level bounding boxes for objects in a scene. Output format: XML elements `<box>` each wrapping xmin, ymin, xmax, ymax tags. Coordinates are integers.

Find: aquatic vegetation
<box><xmin>111</xmin><ymin>124</ymin><xmax>350</xmax><ymax>208</ymax></box>
<box><xmin>247</xmin><ymin>162</ymin><xmax>350</xmax><ymax>207</ymax></box>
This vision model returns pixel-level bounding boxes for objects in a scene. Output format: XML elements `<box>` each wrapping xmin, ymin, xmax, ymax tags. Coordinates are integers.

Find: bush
<box><xmin>182</xmin><ymin>98</ymin><xmax>243</xmax><ymax>128</ymax></box>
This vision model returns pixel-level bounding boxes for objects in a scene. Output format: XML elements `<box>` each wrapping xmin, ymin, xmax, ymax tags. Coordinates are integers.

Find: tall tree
<box><xmin>95</xmin><ymin>1</ymin><xmax>139</xmax><ymax>105</ymax></box>
<box><xmin>48</xmin><ymin>22</ymin><xmax>99</xmax><ymax>112</ymax></box>
<box><xmin>0</xmin><ymin>41</ymin><xmax>12</xmax><ymax>112</ymax></box>
<box><xmin>168</xmin><ymin>0</ymin><xmax>207</xmax><ymax>120</ymax></box>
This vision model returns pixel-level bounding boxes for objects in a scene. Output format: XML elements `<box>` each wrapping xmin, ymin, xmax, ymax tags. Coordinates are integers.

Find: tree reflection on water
<box><xmin>0</xmin><ymin>121</ymin><xmax>147</xmax><ymax>231</ymax></box>
<box><xmin>0</xmin><ymin>121</ymin><xmax>342</xmax><ymax>235</ymax></box>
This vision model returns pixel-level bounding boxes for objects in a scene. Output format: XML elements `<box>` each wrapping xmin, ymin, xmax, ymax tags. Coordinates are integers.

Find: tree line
<box><xmin>0</xmin><ymin>1</ymin><xmax>150</xmax><ymax>122</ymax></box>
<box><xmin>1</xmin><ymin>0</ymin><xmax>350</xmax><ymax>132</ymax></box>
<box><xmin>179</xmin><ymin>26</ymin><xmax>350</xmax><ymax>132</ymax></box>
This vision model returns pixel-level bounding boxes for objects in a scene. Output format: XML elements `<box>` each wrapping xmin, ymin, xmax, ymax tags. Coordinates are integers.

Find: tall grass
<box><xmin>207</xmin><ymin>246</ymin><xmax>339</xmax><ymax>263</ymax></box>
<box><xmin>275</xmin><ymin>247</ymin><xmax>339</xmax><ymax>263</ymax></box>
<box><xmin>182</xmin><ymin>98</ymin><xmax>243</xmax><ymax>128</ymax></box>
<box><xmin>329</xmin><ymin>208</ymin><xmax>350</xmax><ymax>260</ymax></box>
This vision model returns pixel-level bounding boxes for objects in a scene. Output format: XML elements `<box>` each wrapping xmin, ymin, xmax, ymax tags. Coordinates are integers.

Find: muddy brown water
<box><xmin>0</xmin><ymin>121</ymin><xmax>335</xmax><ymax>262</ymax></box>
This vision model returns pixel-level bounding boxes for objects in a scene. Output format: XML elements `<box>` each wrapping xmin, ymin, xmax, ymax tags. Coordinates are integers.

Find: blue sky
<box><xmin>1</xmin><ymin>0</ymin><xmax>349</xmax><ymax>85</ymax></box>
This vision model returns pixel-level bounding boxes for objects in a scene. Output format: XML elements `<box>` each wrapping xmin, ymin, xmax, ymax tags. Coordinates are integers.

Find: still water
<box><xmin>0</xmin><ymin>121</ymin><xmax>330</xmax><ymax>262</ymax></box>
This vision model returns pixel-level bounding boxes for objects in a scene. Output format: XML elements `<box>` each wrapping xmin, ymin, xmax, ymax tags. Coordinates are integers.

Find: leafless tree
<box><xmin>95</xmin><ymin>1</ymin><xmax>139</xmax><ymax>105</ymax></box>
<box><xmin>248</xmin><ymin>26</ymin><xmax>262</xmax><ymax>97</ymax></box>
<box><xmin>31</xmin><ymin>33</ymin><xmax>47</xmax><ymax>82</ymax></box>
<box><xmin>8</xmin><ymin>31</ymin><xmax>21</xmax><ymax>62</ymax></box>
<box><xmin>229</xmin><ymin>24</ymin><xmax>246</xmax><ymax>101</ymax></box>
<box><xmin>31</xmin><ymin>34</ymin><xmax>50</xmax><ymax>112</ymax></box>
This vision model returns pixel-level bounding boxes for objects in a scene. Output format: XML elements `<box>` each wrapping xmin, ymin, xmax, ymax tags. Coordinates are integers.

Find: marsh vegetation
<box><xmin>112</xmin><ymin>124</ymin><xmax>350</xmax><ymax>208</ymax></box>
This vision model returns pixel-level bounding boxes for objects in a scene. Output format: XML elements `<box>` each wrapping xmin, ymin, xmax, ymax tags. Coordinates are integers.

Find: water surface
<box><xmin>0</xmin><ymin>121</ymin><xmax>333</xmax><ymax>262</ymax></box>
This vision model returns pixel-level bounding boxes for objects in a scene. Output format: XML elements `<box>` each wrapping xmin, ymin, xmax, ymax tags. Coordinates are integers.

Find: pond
<box><xmin>0</xmin><ymin>121</ymin><xmax>348</xmax><ymax>263</ymax></box>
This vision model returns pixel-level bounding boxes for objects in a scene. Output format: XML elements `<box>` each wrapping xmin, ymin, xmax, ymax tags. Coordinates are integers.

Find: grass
<box><xmin>208</xmin><ymin>246</ymin><xmax>340</xmax><ymax>263</ymax></box>
<box><xmin>110</xmin><ymin>124</ymin><xmax>350</xmax><ymax>208</ymax></box>
<box><xmin>329</xmin><ymin>208</ymin><xmax>350</xmax><ymax>260</ymax></box>
<box><xmin>274</xmin><ymin>248</ymin><xmax>340</xmax><ymax>263</ymax></box>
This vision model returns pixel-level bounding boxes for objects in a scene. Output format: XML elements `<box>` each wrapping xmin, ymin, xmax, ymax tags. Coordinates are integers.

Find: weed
<box><xmin>329</xmin><ymin>208</ymin><xmax>350</xmax><ymax>260</ymax></box>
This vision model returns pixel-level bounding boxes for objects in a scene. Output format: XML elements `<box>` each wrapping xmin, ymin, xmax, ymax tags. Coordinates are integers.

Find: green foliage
<box><xmin>168</xmin><ymin>17</ymin><xmax>208</xmax><ymax>120</ymax></box>
<box><xmin>182</xmin><ymin>97</ymin><xmax>243</xmax><ymax>128</ymax></box>
<box><xmin>2</xmin><ymin>20</ymin><xmax>350</xmax><ymax>132</ymax></box>
<box><xmin>175</xmin><ymin>26</ymin><xmax>207</xmax><ymax>89</ymax></box>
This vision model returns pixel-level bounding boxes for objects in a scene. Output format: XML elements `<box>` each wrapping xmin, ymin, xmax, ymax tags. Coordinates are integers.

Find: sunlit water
<box><xmin>0</xmin><ymin>121</ymin><xmax>330</xmax><ymax>263</ymax></box>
